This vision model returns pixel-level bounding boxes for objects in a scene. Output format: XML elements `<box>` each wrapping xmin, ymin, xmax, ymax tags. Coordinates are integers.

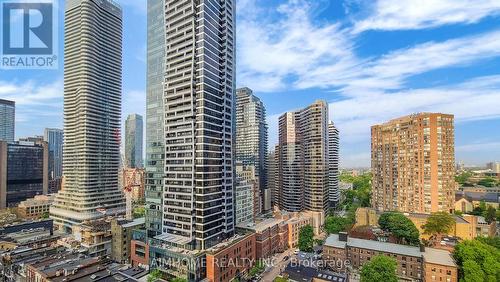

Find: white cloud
<box><xmin>0</xmin><ymin>80</ymin><xmax>62</xmax><ymax>106</ymax></box>
<box><xmin>352</xmin><ymin>0</ymin><xmax>500</xmax><ymax>33</ymax></box>
<box><xmin>456</xmin><ymin>141</ymin><xmax>500</xmax><ymax>153</ymax></box>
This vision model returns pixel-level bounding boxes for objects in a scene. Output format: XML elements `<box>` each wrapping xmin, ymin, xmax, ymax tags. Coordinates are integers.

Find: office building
<box><xmin>235</xmin><ymin>176</ymin><xmax>254</xmax><ymax>224</ymax></box>
<box><xmin>160</xmin><ymin>0</ymin><xmax>236</xmax><ymax>251</ymax></box>
<box><xmin>0</xmin><ymin>140</ymin><xmax>48</xmax><ymax>208</ymax></box>
<box><xmin>125</xmin><ymin>114</ymin><xmax>143</xmax><ymax>168</ymax></box>
<box><xmin>0</xmin><ymin>99</ymin><xmax>15</xmax><ymax>143</ymax></box>
<box><xmin>328</xmin><ymin>122</ymin><xmax>339</xmax><ymax>207</ymax></box>
<box><xmin>44</xmin><ymin>128</ymin><xmax>63</xmax><ymax>192</ymax></box>
<box><xmin>235</xmin><ymin>87</ymin><xmax>268</xmax><ymax>212</ymax></box>
<box><xmin>50</xmin><ymin>0</ymin><xmax>125</xmax><ymax>232</ymax></box>
<box><xmin>17</xmin><ymin>194</ymin><xmax>55</xmax><ymax>220</ymax></box>
<box><xmin>277</xmin><ymin>101</ymin><xmax>329</xmax><ymax>214</ymax></box>
<box><xmin>144</xmin><ymin>0</ymin><xmax>166</xmax><ymax>238</ymax></box>
<box><xmin>371</xmin><ymin>113</ymin><xmax>455</xmax><ymax>213</ymax></box>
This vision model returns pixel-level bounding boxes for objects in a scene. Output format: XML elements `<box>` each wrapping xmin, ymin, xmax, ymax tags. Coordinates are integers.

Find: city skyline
<box><xmin>1</xmin><ymin>0</ymin><xmax>500</xmax><ymax>167</ymax></box>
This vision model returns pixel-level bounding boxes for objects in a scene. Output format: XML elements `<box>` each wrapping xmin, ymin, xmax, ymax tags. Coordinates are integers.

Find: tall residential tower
<box><xmin>276</xmin><ymin>101</ymin><xmax>330</xmax><ymax>231</ymax></box>
<box><xmin>160</xmin><ymin>0</ymin><xmax>236</xmax><ymax>251</ymax></box>
<box><xmin>44</xmin><ymin>128</ymin><xmax>63</xmax><ymax>192</ymax></box>
<box><xmin>145</xmin><ymin>0</ymin><xmax>166</xmax><ymax>238</ymax></box>
<box><xmin>125</xmin><ymin>114</ymin><xmax>144</xmax><ymax>168</ymax></box>
<box><xmin>50</xmin><ymin>0</ymin><xmax>125</xmax><ymax>232</ymax></box>
<box><xmin>235</xmin><ymin>87</ymin><xmax>268</xmax><ymax>213</ymax></box>
<box><xmin>371</xmin><ymin>113</ymin><xmax>455</xmax><ymax>213</ymax></box>
<box><xmin>328</xmin><ymin>122</ymin><xmax>339</xmax><ymax>207</ymax></box>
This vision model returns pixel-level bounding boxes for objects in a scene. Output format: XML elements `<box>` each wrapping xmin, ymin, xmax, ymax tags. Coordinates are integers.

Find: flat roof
<box><xmin>325</xmin><ymin>234</ymin><xmax>422</xmax><ymax>257</ymax></box>
<box><xmin>423</xmin><ymin>248</ymin><xmax>456</xmax><ymax>267</ymax></box>
<box><xmin>122</xmin><ymin>217</ymin><xmax>145</xmax><ymax>228</ymax></box>
<box><xmin>236</xmin><ymin>218</ymin><xmax>284</xmax><ymax>232</ymax></box>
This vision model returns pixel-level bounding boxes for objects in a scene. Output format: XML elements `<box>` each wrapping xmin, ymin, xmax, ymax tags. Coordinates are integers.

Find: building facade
<box><xmin>17</xmin><ymin>194</ymin><xmax>55</xmax><ymax>220</ymax></box>
<box><xmin>161</xmin><ymin>0</ymin><xmax>236</xmax><ymax>251</ymax></box>
<box><xmin>371</xmin><ymin>113</ymin><xmax>455</xmax><ymax>213</ymax></box>
<box><xmin>328</xmin><ymin>122</ymin><xmax>339</xmax><ymax>207</ymax></box>
<box><xmin>235</xmin><ymin>175</ymin><xmax>254</xmax><ymax>224</ymax></box>
<box><xmin>235</xmin><ymin>87</ymin><xmax>268</xmax><ymax>212</ymax></box>
<box><xmin>277</xmin><ymin>101</ymin><xmax>330</xmax><ymax>214</ymax></box>
<box><xmin>323</xmin><ymin>233</ymin><xmax>458</xmax><ymax>282</ymax></box>
<box><xmin>125</xmin><ymin>114</ymin><xmax>144</xmax><ymax>168</ymax></box>
<box><xmin>145</xmin><ymin>0</ymin><xmax>166</xmax><ymax>239</ymax></box>
<box><xmin>50</xmin><ymin>0</ymin><xmax>125</xmax><ymax>232</ymax></box>
<box><xmin>44</xmin><ymin>128</ymin><xmax>63</xmax><ymax>192</ymax></box>
<box><xmin>0</xmin><ymin>99</ymin><xmax>15</xmax><ymax>143</ymax></box>
<box><xmin>0</xmin><ymin>140</ymin><xmax>48</xmax><ymax>208</ymax></box>
<box><xmin>111</xmin><ymin>218</ymin><xmax>145</xmax><ymax>264</ymax></box>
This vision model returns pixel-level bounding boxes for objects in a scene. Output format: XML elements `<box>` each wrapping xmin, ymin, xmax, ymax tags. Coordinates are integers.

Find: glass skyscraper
<box><xmin>44</xmin><ymin>128</ymin><xmax>63</xmax><ymax>179</ymax></box>
<box><xmin>145</xmin><ymin>0</ymin><xmax>166</xmax><ymax>238</ymax></box>
<box><xmin>125</xmin><ymin>114</ymin><xmax>144</xmax><ymax>168</ymax></box>
<box><xmin>235</xmin><ymin>87</ymin><xmax>268</xmax><ymax>213</ymax></box>
<box><xmin>50</xmin><ymin>0</ymin><xmax>125</xmax><ymax>232</ymax></box>
<box><xmin>0</xmin><ymin>99</ymin><xmax>15</xmax><ymax>143</ymax></box>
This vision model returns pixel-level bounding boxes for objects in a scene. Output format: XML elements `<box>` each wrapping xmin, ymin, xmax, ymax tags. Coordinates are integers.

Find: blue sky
<box><xmin>1</xmin><ymin>0</ymin><xmax>500</xmax><ymax>167</ymax></box>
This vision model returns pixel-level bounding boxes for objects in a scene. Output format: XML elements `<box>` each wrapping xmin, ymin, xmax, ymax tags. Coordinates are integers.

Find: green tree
<box><xmin>298</xmin><ymin>225</ymin><xmax>314</xmax><ymax>252</ymax></box>
<box><xmin>273</xmin><ymin>277</ymin><xmax>289</xmax><ymax>282</ymax></box>
<box><xmin>360</xmin><ymin>255</ymin><xmax>398</xmax><ymax>282</ymax></box>
<box><xmin>41</xmin><ymin>212</ymin><xmax>50</xmax><ymax>219</ymax></box>
<box><xmin>147</xmin><ymin>269</ymin><xmax>162</xmax><ymax>282</ymax></box>
<box><xmin>477</xmin><ymin>237</ymin><xmax>500</xmax><ymax>250</ymax></box>
<box><xmin>422</xmin><ymin>212</ymin><xmax>455</xmax><ymax>237</ymax></box>
<box><xmin>170</xmin><ymin>278</ymin><xmax>188</xmax><ymax>282</ymax></box>
<box><xmin>478</xmin><ymin>177</ymin><xmax>497</xmax><ymax>187</ymax></box>
<box><xmin>324</xmin><ymin>215</ymin><xmax>352</xmax><ymax>234</ymax></box>
<box><xmin>453</xmin><ymin>239</ymin><xmax>500</xmax><ymax>282</ymax></box>
<box><xmin>455</xmin><ymin>172</ymin><xmax>472</xmax><ymax>185</ymax></box>
<box><xmin>378</xmin><ymin>212</ymin><xmax>420</xmax><ymax>246</ymax></box>
<box><xmin>249</xmin><ymin>259</ymin><xmax>265</xmax><ymax>277</ymax></box>
<box><xmin>133</xmin><ymin>206</ymin><xmax>146</xmax><ymax>218</ymax></box>
<box><xmin>484</xmin><ymin>206</ymin><xmax>496</xmax><ymax>224</ymax></box>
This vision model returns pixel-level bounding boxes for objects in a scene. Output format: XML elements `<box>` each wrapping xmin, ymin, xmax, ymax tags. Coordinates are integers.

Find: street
<box><xmin>259</xmin><ymin>249</ymin><xmax>296</xmax><ymax>281</ymax></box>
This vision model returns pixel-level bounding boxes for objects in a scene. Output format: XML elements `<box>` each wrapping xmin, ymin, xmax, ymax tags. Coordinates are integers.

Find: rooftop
<box><xmin>423</xmin><ymin>248</ymin><xmax>457</xmax><ymax>267</ymax></box>
<box><xmin>285</xmin><ymin>265</ymin><xmax>346</xmax><ymax>282</ymax></box>
<box><xmin>325</xmin><ymin>234</ymin><xmax>422</xmax><ymax>257</ymax></box>
<box><xmin>121</xmin><ymin>217</ymin><xmax>145</xmax><ymax>228</ymax></box>
<box><xmin>237</xmin><ymin>217</ymin><xmax>284</xmax><ymax>232</ymax></box>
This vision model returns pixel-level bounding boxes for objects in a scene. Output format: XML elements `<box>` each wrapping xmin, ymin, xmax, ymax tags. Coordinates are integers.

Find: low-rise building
<box><xmin>25</xmin><ymin>251</ymin><xmax>147</xmax><ymax>282</ymax></box>
<box><xmin>73</xmin><ymin>219</ymin><xmax>112</xmax><ymax>257</ymax></box>
<box><xmin>111</xmin><ymin>217</ymin><xmax>145</xmax><ymax>263</ymax></box>
<box><xmin>16</xmin><ymin>194</ymin><xmax>55</xmax><ymax>219</ymax></box>
<box><xmin>205</xmin><ymin>232</ymin><xmax>256</xmax><ymax>282</ymax></box>
<box><xmin>284</xmin><ymin>214</ymin><xmax>313</xmax><ymax>249</ymax></box>
<box><xmin>323</xmin><ymin>233</ymin><xmax>458</xmax><ymax>282</ymax></box>
<box><xmin>237</xmin><ymin>217</ymin><xmax>288</xmax><ymax>259</ymax></box>
<box><xmin>130</xmin><ymin>229</ymin><xmax>149</xmax><ymax>269</ymax></box>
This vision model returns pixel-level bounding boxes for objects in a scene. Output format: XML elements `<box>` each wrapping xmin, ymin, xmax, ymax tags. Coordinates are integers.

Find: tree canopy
<box><xmin>360</xmin><ymin>255</ymin><xmax>398</xmax><ymax>282</ymax></box>
<box><xmin>422</xmin><ymin>212</ymin><xmax>455</xmax><ymax>237</ymax></box>
<box><xmin>147</xmin><ymin>269</ymin><xmax>162</xmax><ymax>282</ymax></box>
<box><xmin>453</xmin><ymin>239</ymin><xmax>500</xmax><ymax>282</ymax></box>
<box><xmin>378</xmin><ymin>212</ymin><xmax>420</xmax><ymax>246</ymax></box>
<box><xmin>484</xmin><ymin>206</ymin><xmax>496</xmax><ymax>224</ymax></box>
<box><xmin>298</xmin><ymin>225</ymin><xmax>314</xmax><ymax>252</ymax></box>
<box><xmin>325</xmin><ymin>215</ymin><xmax>352</xmax><ymax>234</ymax></box>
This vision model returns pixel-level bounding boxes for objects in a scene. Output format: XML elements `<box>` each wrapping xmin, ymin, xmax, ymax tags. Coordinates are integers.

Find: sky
<box><xmin>1</xmin><ymin>0</ymin><xmax>500</xmax><ymax>167</ymax></box>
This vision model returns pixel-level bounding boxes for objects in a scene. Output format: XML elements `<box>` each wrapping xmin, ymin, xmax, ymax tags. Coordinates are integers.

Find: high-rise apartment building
<box><xmin>0</xmin><ymin>140</ymin><xmax>48</xmax><ymax>208</ymax></box>
<box><xmin>277</xmin><ymin>101</ymin><xmax>330</xmax><ymax>214</ymax></box>
<box><xmin>145</xmin><ymin>0</ymin><xmax>166</xmax><ymax>238</ymax></box>
<box><xmin>371</xmin><ymin>113</ymin><xmax>455</xmax><ymax>214</ymax></box>
<box><xmin>125</xmin><ymin>114</ymin><xmax>144</xmax><ymax>168</ymax></box>
<box><xmin>160</xmin><ymin>0</ymin><xmax>236</xmax><ymax>251</ymax></box>
<box><xmin>0</xmin><ymin>99</ymin><xmax>15</xmax><ymax>143</ymax></box>
<box><xmin>268</xmin><ymin>147</ymin><xmax>279</xmax><ymax>209</ymax></box>
<box><xmin>328</xmin><ymin>122</ymin><xmax>340</xmax><ymax>207</ymax></box>
<box><xmin>44</xmin><ymin>128</ymin><xmax>63</xmax><ymax>179</ymax></box>
<box><xmin>50</xmin><ymin>0</ymin><xmax>125</xmax><ymax>232</ymax></box>
<box><xmin>278</xmin><ymin>112</ymin><xmax>303</xmax><ymax>212</ymax></box>
<box><xmin>235</xmin><ymin>87</ymin><xmax>268</xmax><ymax>212</ymax></box>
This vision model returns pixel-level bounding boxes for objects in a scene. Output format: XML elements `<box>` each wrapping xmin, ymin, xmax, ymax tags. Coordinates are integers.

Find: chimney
<box><xmin>339</xmin><ymin>232</ymin><xmax>348</xmax><ymax>242</ymax></box>
<box><xmin>419</xmin><ymin>244</ymin><xmax>425</xmax><ymax>252</ymax></box>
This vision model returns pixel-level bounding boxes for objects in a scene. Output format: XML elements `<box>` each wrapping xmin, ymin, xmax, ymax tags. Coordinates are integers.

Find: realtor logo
<box><xmin>1</xmin><ymin>0</ymin><xmax>58</xmax><ymax>69</ymax></box>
